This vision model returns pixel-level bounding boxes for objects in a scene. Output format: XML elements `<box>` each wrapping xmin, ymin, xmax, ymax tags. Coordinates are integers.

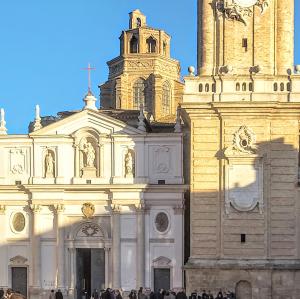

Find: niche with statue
<box><xmin>44</xmin><ymin>149</ymin><xmax>56</xmax><ymax>178</ymax></box>
<box><xmin>79</xmin><ymin>136</ymin><xmax>99</xmax><ymax>178</ymax></box>
<box><xmin>124</xmin><ymin>148</ymin><xmax>135</xmax><ymax>178</ymax></box>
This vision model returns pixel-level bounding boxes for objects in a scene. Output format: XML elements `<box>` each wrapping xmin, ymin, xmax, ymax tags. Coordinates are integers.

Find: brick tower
<box><xmin>100</xmin><ymin>10</ymin><xmax>183</xmax><ymax>122</ymax></box>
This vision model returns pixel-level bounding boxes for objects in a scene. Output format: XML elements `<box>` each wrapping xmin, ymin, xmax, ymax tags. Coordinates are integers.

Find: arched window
<box><xmin>287</xmin><ymin>82</ymin><xmax>291</xmax><ymax>92</ymax></box>
<box><xmin>242</xmin><ymin>82</ymin><xmax>247</xmax><ymax>91</ymax></box>
<box><xmin>205</xmin><ymin>83</ymin><xmax>210</xmax><ymax>92</ymax></box>
<box><xmin>274</xmin><ymin>83</ymin><xmax>278</xmax><ymax>92</ymax></box>
<box><xmin>133</xmin><ymin>78</ymin><xmax>146</xmax><ymax>110</ymax></box>
<box><xmin>199</xmin><ymin>84</ymin><xmax>203</xmax><ymax>92</ymax></box>
<box><xmin>249</xmin><ymin>83</ymin><xmax>253</xmax><ymax>92</ymax></box>
<box><xmin>212</xmin><ymin>83</ymin><xmax>216</xmax><ymax>93</ymax></box>
<box><xmin>136</xmin><ymin>18</ymin><xmax>142</xmax><ymax>27</ymax></box>
<box><xmin>130</xmin><ymin>36</ymin><xmax>139</xmax><ymax>53</ymax></box>
<box><xmin>147</xmin><ymin>37</ymin><xmax>157</xmax><ymax>53</ymax></box>
<box><xmin>162</xmin><ymin>81</ymin><xmax>171</xmax><ymax>115</ymax></box>
<box><xmin>280</xmin><ymin>82</ymin><xmax>285</xmax><ymax>91</ymax></box>
<box><xmin>236</xmin><ymin>83</ymin><xmax>240</xmax><ymax>91</ymax></box>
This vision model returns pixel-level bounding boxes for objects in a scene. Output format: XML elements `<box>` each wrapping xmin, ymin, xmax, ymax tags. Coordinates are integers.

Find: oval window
<box><xmin>155</xmin><ymin>212</ymin><xmax>169</xmax><ymax>233</ymax></box>
<box><xmin>12</xmin><ymin>212</ymin><xmax>26</xmax><ymax>232</ymax></box>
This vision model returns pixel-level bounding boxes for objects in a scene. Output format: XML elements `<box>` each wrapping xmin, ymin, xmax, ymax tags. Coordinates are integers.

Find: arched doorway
<box><xmin>69</xmin><ymin>221</ymin><xmax>110</xmax><ymax>299</ymax></box>
<box><xmin>236</xmin><ymin>280</ymin><xmax>252</xmax><ymax>299</ymax></box>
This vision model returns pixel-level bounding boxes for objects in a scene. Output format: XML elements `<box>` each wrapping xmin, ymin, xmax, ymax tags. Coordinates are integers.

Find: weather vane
<box><xmin>83</xmin><ymin>63</ymin><xmax>96</xmax><ymax>92</ymax></box>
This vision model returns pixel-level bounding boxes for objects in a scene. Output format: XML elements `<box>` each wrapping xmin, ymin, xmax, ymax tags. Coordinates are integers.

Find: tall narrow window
<box><xmin>274</xmin><ymin>83</ymin><xmax>278</xmax><ymax>92</ymax></box>
<box><xmin>133</xmin><ymin>78</ymin><xmax>146</xmax><ymax>110</ymax></box>
<box><xmin>236</xmin><ymin>83</ymin><xmax>241</xmax><ymax>91</ymax></box>
<box><xmin>163</xmin><ymin>42</ymin><xmax>167</xmax><ymax>55</ymax></box>
<box><xmin>199</xmin><ymin>84</ymin><xmax>203</xmax><ymax>92</ymax></box>
<box><xmin>130</xmin><ymin>36</ymin><xmax>139</xmax><ymax>53</ymax></box>
<box><xmin>280</xmin><ymin>82</ymin><xmax>285</xmax><ymax>91</ymax></box>
<box><xmin>242</xmin><ymin>38</ymin><xmax>248</xmax><ymax>52</ymax></box>
<box><xmin>162</xmin><ymin>81</ymin><xmax>171</xmax><ymax>115</ymax></box>
<box><xmin>147</xmin><ymin>37</ymin><xmax>157</xmax><ymax>53</ymax></box>
<box><xmin>242</xmin><ymin>83</ymin><xmax>247</xmax><ymax>91</ymax></box>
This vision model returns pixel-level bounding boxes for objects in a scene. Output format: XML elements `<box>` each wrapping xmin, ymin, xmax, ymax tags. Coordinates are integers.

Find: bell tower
<box><xmin>198</xmin><ymin>0</ymin><xmax>294</xmax><ymax>76</ymax></box>
<box><xmin>100</xmin><ymin>10</ymin><xmax>183</xmax><ymax>122</ymax></box>
<box><xmin>183</xmin><ymin>1</ymin><xmax>300</xmax><ymax>297</ymax></box>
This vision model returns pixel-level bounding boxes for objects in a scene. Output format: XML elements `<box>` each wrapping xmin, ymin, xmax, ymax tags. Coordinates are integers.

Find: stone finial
<box><xmin>0</xmin><ymin>108</ymin><xmax>7</xmax><ymax>135</ymax></box>
<box><xmin>219</xmin><ymin>65</ymin><xmax>233</xmax><ymax>75</ymax></box>
<box><xmin>295</xmin><ymin>65</ymin><xmax>300</xmax><ymax>75</ymax></box>
<box><xmin>83</xmin><ymin>90</ymin><xmax>98</xmax><ymax>111</ymax></box>
<box><xmin>33</xmin><ymin>105</ymin><xmax>42</xmax><ymax>131</ymax></box>
<box><xmin>250</xmin><ymin>65</ymin><xmax>262</xmax><ymax>74</ymax></box>
<box><xmin>138</xmin><ymin>104</ymin><xmax>146</xmax><ymax>132</ymax></box>
<box><xmin>174</xmin><ymin>106</ymin><xmax>182</xmax><ymax>133</ymax></box>
<box><xmin>188</xmin><ymin>66</ymin><xmax>195</xmax><ymax>76</ymax></box>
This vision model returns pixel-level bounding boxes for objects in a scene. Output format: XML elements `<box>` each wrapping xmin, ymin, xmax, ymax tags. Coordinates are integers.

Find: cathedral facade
<box><xmin>0</xmin><ymin>92</ymin><xmax>186</xmax><ymax>298</ymax></box>
<box><xmin>182</xmin><ymin>0</ymin><xmax>300</xmax><ymax>298</ymax></box>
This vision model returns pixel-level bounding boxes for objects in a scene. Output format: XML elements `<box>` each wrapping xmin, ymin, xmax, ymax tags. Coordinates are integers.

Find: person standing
<box><xmin>55</xmin><ymin>289</ymin><xmax>63</xmax><ymax>299</ymax></box>
<box><xmin>49</xmin><ymin>290</ymin><xmax>55</xmax><ymax>299</ymax></box>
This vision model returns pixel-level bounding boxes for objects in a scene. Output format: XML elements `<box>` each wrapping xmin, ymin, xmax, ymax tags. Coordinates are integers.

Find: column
<box><xmin>112</xmin><ymin>205</ymin><xmax>121</xmax><ymax>289</ymax></box>
<box><xmin>276</xmin><ymin>0</ymin><xmax>294</xmax><ymax>74</ymax></box>
<box><xmin>69</xmin><ymin>247</ymin><xmax>75</xmax><ymax>298</ymax></box>
<box><xmin>136</xmin><ymin>204</ymin><xmax>145</xmax><ymax>288</ymax></box>
<box><xmin>31</xmin><ymin>204</ymin><xmax>41</xmax><ymax>290</ymax></box>
<box><xmin>198</xmin><ymin>0</ymin><xmax>215</xmax><ymax>75</ymax></box>
<box><xmin>104</xmin><ymin>247</ymin><xmax>110</xmax><ymax>288</ymax></box>
<box><xmin>55</xmin><ymin>204</ymin><xmax>65</xmax><ymax>289</ymax></box>
<box><xmin>73</xmin><ymin>142</ymin><xmax>80</xmax><ymax>178</ymax></box>
<box><xmin>0</xmin><ymin>205</ymin><xmax>8</xmax><ymax>288</ymax></box>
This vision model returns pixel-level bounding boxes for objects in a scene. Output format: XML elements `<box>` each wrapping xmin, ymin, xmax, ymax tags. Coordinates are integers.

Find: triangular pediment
<box><xmin>30</xmin><ymin>109</ymin><xmax>144</xmax><ymax>136</ymax></box>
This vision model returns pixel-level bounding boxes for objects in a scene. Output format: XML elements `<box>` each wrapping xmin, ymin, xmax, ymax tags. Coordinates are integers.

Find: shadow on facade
<box><xmin>1</xmin><ymin>137</ymin><xmax>300</xmax><ymax>299</ymax></box>
<box><xmin>183</xmin><ymin>137</ymin><xmax>300</xmax><ymax>299</ymax></box>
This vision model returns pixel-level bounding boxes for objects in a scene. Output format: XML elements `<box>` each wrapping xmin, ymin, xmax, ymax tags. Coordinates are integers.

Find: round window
<box><xmin>12</xmin><ymin>212</ymin><xmax>26</xmax><ymax>232</ymax></box>
<box><xmin>155</xmin><ymin>212</ymin><xmax>169</xmax><ymax>233</ymax></box>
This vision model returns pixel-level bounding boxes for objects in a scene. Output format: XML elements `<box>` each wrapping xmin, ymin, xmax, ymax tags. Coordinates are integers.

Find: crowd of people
<box><xmin>0</xmin><ymin>287</ymin><xmax>236</xmax><ymax>299</ymax></box>
<box><xmin>88</xmin><ymin>287</ymin><xmax>236</xmax><ymax>299</ymax></box>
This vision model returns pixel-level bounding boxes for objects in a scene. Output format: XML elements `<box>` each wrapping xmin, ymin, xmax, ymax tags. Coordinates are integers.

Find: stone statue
<box><xmin>125</xmin><ymin>150</ymin><xmax>134</xmax><ymax>177</ymax></box>
<box><xmin>83</xmin><ymin>141</ymin><xmax>95</xmax><ymax>167</ymax></box>
<box><xmin>45</xmin><ymin>151</ymin><xmax>55</xmax><ymax>177</ymax></box>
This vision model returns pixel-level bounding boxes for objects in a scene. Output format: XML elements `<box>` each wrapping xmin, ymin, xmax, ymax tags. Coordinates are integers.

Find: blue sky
<box><xmin>0</xmin><ymin>0</ymin><xmax>299</xmax><ymax>134</ymax></box>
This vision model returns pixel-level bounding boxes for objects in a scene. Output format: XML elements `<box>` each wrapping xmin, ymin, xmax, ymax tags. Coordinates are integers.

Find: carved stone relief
<box><xmin>76</xmin><ymin>222</ymin><xmax>104</xmax><ymax>239</ymax></box>
<box><xmin>224</xmin><ymin>126</ymin><xmax>263</xmax><ymax>214</ymax></box>
<box><xmin>127</xmin><ymin>61</ymin><xmax>153</xmax><ymax>69</ymax></box>
<box><xmin>215</xmin><ymin>0</ymin><xmax>270</xmax><ymax>25</ymax></box>
<box><xmin>154</xmin><ymin>146</ymin><xmax>171</xmax><ymax>174</ymax></box>
<box><xmin>9</xmin><ymin>149</ymin><xmax>26</xmax><ymax>175</ymax></box>
<box><xmin>10</xmin><ymin>255</ymin><xmax>28</xmax><ymax>265</ymax></box>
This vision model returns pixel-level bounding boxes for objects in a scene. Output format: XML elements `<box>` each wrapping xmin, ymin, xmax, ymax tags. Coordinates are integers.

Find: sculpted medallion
<box><xmin>81</xmin><ymin>202</ymin><xmax>95</xmax><ymax>219</ymax></box>
<box><xmin>12</xmin><ymin>212</ymin><xmax>26</xmax><ymax>232</ymax></box>
<box><xmin>155</xmin><ymin>212</ymin><xmax>169</xmax><ymax>233</ymax></box>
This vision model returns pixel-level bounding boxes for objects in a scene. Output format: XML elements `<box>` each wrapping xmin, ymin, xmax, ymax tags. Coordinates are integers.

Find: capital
<box><xmin>0</xmin><ymin>205</ymin><xmax>6</xmax><ymax>214</ymax></box>
<box><xmin>30</xmin><ymin>204</ymin><xmax>41</xmax><ymax>214</ymax></box>
<box><xmin>54</xmin><ymin>204</ymin><xmax>65</xmax><ymax>213</ymax></box>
